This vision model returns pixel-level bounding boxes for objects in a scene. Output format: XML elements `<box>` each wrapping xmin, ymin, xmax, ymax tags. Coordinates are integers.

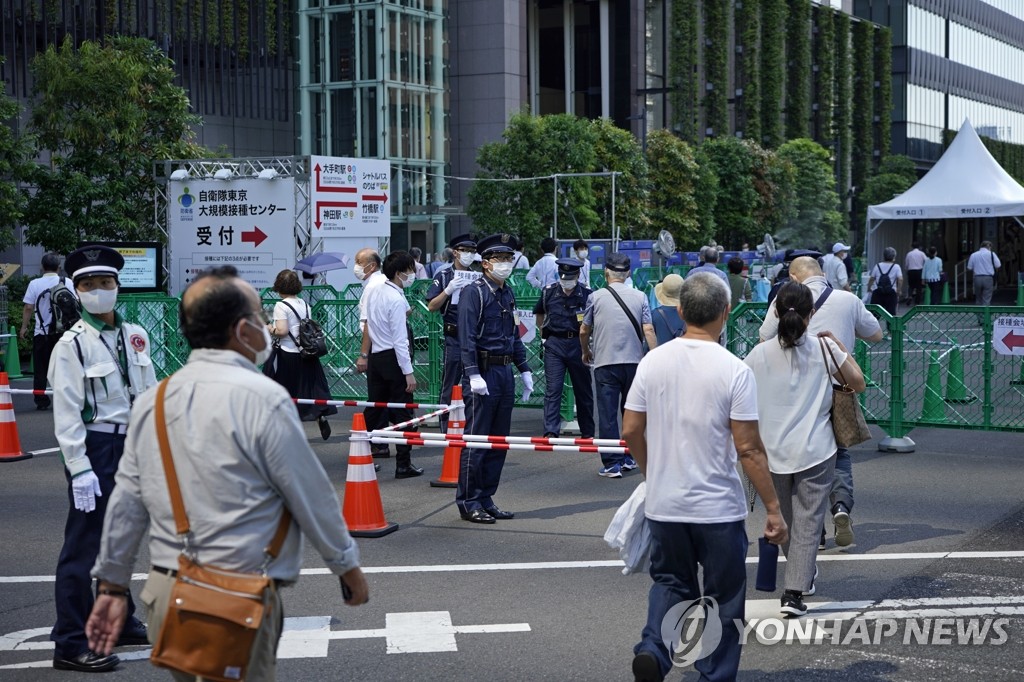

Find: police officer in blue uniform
<box><xmin>533</xmin><ymin>258</ymin><xmax>595</xmax><ymax>439</ymax></box>
<box><xmin>457</xmin><ymin>234</ymin><xmax>534</xmax><ymax>524</ymax></box>
<box><xmin>426</xmin><ymin>234</ymin><xmax>478</xmax><ymax>433</ymax></box>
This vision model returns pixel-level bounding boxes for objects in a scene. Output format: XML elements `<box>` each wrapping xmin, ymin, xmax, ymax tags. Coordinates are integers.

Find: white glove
<box><xmin>72</xmin><ymin>471</ymin><xmax>102</xmax><ymax>513</ymax></box>
<box><xmin>521</xmin><ymin>371</ymin><xmax>534</xmax><ymax>402</ymax></box>
<box><xmin>469</xmin><ymin>374</ymin><xmax>489</xmax><ymax>395</ymax></box>
<box><xmin>444</xmin><ymin>277</ymin><xmax>470</xmax><ymax>296</ymax></box>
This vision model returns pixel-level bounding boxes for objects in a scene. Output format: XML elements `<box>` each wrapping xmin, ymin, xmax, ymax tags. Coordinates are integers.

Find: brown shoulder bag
<box><xmin>819</xmin><ymin>337</ymin><xmax>872</xmax><ymax>448</ymax></box>
<box><xmin>149</xmin><ymin>377</ymin><xmax>292</xmax><ymax>682</ymax></box>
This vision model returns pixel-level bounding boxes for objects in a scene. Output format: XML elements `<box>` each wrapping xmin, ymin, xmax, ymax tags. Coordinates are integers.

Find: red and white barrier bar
<box><xmin>370</xmin><ymin>430</ymin><xmax>626</xmax><ymax>448</ymax></box>
<box><xmin>293</xmin><ymin>398</ymin><xmax>448</xmax><ymax>410</ymax></box>
<box><xmin>368</xmin><ymin>435</ymin><xmax>628</xmax><ymax>455</ymax></box>
<box><xmin>379</xmin><ymin>407</ymin><xmax>451</xmax><ymax>432</ymax></box>
<box><xmin>0</xmin><ymin>388</ymin><xmax>53</xmax><ymax>395</ymax></box>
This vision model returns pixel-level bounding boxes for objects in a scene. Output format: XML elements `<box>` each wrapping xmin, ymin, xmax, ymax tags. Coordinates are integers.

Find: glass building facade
<box><xmin>856</xmin><ymin>0</ymin><xmax>1024</xmax><ymax>163</ymax></box>
<box><xmin>297</xmin><ymin>0</ymin><xmax>448</xmax><ymax>251</ymax></box>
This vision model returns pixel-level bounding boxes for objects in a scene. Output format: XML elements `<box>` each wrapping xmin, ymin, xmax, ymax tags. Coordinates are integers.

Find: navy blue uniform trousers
<box><xmin>456</xmin><ymin>365</ymin><xmax>514</xmax><ymax>513</ymax></box>
<box><xmin>542</xmin><ymin>336</ymin><xmax>595</xmax><ymax>437</ymax></box>
<box><xmin>439</xmin><ymin>335</ymin><xmax>471</xmax><ymax>434</ymax></box>
<box><xmin>52</xmin><ymin>430</ymin><xmax>139</xmax><ymax>658</ymax></box>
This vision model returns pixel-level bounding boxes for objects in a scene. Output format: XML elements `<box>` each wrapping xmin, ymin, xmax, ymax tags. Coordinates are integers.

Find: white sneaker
<box><xmin>804</xmin><ymin>564</ymin><xmax>819</xmax><ymax>596</ymax></box>
<box><xmin>833</xmin><ymin>505</ymin><xmax>854</xmax><ymax>547</ymax></box>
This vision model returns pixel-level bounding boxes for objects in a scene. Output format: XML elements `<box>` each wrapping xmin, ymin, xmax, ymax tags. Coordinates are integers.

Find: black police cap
<box><xmin>64</xmin><ymin>245</ymin><xmax>124</xmax><ymax>283</ymax></box>
<box><xmin>477</xmin><ymin>233</ymin><xmax>518</xmax><ymax>256</ymax></box>
<box><xmin>448</xmin><ymin>233</ymin><xmax>476</xmax><ymax>249</ymax></box>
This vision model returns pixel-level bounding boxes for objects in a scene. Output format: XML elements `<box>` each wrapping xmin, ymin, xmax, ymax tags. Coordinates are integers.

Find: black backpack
<box><xmin>280</xmin><ymin>300</ymin><xmax>328</xmax><ymax>359</ymax></box>
<box><xmin>876</xmin><ymin>264</ymin><xmax>896</xmax><ymax>294</ymax></box>
<box><xmin>36</xmin><ymin>276</ymin><xmax>81</xmax><ymax>336</ymax></box>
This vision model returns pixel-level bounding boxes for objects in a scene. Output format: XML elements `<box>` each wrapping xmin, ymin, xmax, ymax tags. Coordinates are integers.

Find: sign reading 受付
<box><xmin>310</xmin><ymin>155</ymin><xmax>390</xmax><ymax>237</ymax></box>
<box><xmin>167</xmin><ymin>177</ymin><xmax>296</xmax><ymax>296</ymax></box>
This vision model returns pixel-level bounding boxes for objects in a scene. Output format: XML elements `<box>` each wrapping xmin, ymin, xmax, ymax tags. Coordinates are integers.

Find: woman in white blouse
<box><xmin>743</xmin><ymin>282</ymin><xmax>865</xmax><ymax>617</ymax></box>
<box><xmin>265</xmin><ymin>269</ymin><xmax>337</xmax><ymax>440</ymax></box>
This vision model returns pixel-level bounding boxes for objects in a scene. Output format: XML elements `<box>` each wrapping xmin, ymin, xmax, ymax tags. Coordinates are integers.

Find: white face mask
<box><xmin>577</xmin><ymin>250</ymin><xmax>588</xmax><ymax>260</ymax></box>
<box><xmin>560</xmin><ymin>277</ymin><xmax>578</xmax><ymax>291</ymax></box>
<box><xmin>353</xmin><ymin>263</ymin><xmax>367</xmax><ymax>281</ymax></box>
<box><xmin>458</xmin><ymin>252</ymin><xmax>475</xmax><ymax>268</ymax></box>
<box><xmin>78</xmin><ymin>288</ymin><xmax>117</xmax><ymax>315</ymax></box>
<box><xmin>489</xmin><ymin>262</ymin><xmax>513</xmax><ymax>281</ymax></box>
<box><xmin>399</xmin><ymin>271</ymin><xmax>415</xmax><ymax>288</ymax></box>
<box><xmin>238</xmin><ymin>320</ymin><xmax>272</xmax><ymax>365</ymax></box>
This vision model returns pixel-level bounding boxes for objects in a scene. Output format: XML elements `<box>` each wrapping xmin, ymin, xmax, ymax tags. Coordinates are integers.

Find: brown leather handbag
<box><xmin>819</xmin><ymin>337</ymin><xmax>872</xmax><ymax>448</ymax></box>
<box><xmin>149</xmin><ymin>377</ymin><xmax>292</xmax><ymax>682</ymax></box>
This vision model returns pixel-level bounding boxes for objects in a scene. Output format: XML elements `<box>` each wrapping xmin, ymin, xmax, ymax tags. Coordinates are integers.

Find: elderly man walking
<box><xmin>759</xmin><ymin>256</ymin><xmax>882</xmax><ymax>548</ymax></box>
<box><xmin>86</xmin><ymin>266</ymin><xmax>368</xmax><ymax>677</ymax></box>
<box><xmin>580</xmin><ymin>252</ymin><xmax>657</xmax><ymax>478</ymax></box>
<box><xmin>624</xmin><ymin>272</ymin><xmax>787</xmax><ymax>682</ymax></box>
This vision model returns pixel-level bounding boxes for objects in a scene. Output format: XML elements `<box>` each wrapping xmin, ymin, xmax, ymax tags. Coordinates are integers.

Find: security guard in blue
<box><xmin>533</xmin><ymin>258</ymin><xmax>595</xmax><ymax>439</ymax></box>
<box><xmin>425</xmin><ymin>233</ymin><xmax>477</xmax><ymax>433</ymax></box>
<box><xmin>457</xmin><ymin>233</ymin><xmax>534</xmax><ymax>524</ymax></box>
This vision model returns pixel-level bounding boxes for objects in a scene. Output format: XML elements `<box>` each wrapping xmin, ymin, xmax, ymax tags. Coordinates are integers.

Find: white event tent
<box><xmin>865</xmin><ymin>119</ymin><xmax>1024</xmax><ymax>267</ymax></box>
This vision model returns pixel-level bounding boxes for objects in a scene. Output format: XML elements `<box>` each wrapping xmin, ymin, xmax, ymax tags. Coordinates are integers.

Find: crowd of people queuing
<box><xmin>20</xmin><ymin>231</ymin><xmax>1004</xmax><ymax>680</ymax></box>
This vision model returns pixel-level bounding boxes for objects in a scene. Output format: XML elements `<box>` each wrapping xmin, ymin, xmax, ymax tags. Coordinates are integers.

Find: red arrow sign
<box><xmin>1002</xmin><ymin>330</ymin><xmax>1024</xmax><ymax>350</ymax></box>
<box><xmin>314</xmin><ymin>200</ymin><xmax>358</xmax><ymax>230</ymax></box>
<box><xmin>362</xmin><ymin>193</ymin><xmax>388</xmax><ymax>204</ymax></box>
<box><xmin>314</xmin><ymin>164</ymin><xmax>357</xmax><ymax>194</ymax></box>
<box><xmin>241</xmin><ymin>226</ymin><xmax>267</xmax><ymax>247</ymax></box>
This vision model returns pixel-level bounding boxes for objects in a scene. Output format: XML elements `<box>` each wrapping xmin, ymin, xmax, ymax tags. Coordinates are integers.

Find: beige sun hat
<box><xmin>654</xmin><ymin>273</ymin><xmax>684</xmax><ymax>307</ymax></box>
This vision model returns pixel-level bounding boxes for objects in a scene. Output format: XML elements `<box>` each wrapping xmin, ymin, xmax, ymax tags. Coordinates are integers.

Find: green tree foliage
<box><xmin>851</xmin><ymin>20</ymin><xmax>875</xmax><ymax>228</ymax></box>
<box><xmin>774</xmin><ymin>138</ymin><xmax>844</xmax><ymax>249</ymax></box>
<box><xmin>701</xmin><ymin>137</ymin><xmax>760</xmax><ymax>248</ymax></box>
<box><xmin>693</xmin><ymin>146</ymin><xmax>719</xmax><ymax>241</ymax></box>
<box><xmin>861</xmin><ymin>154</ymin><xmax>917</xmax><ymax>211</ymax></box>
<box><xmin>23</xmin><ymin>37</ymin><xmax>208</xmax><ymax>253</ymax></box>
<box><xmin>469</xmin><ymin>113</ymin><xmax>654</xmax><ymax>256</ymax></box>
<box><xmin>703</xmin><ymin>0</ymin><xmax>729</xmax><ymax>138</ymax></box>
<box><xmin>814</xmin><ymin>6</ymin><xmax>836</xmax><ymax>149</ymax></box>
<box><xmin>736</xmin><ymin>0</ymin><xmax>761</xmax><ymax>143</ymax></box>
<box><xmin>785</xmin><ymin>0</ymin><xmax>811</xmax><ymax>140</ymax></box>
<box><xmin>835</xmin><ymin>12</ymin><xmax>853</xmax><ymax>225</ymax></box>
<box><xmin>645</xmin><ymin>130</ymin><xmax>708</xmax><ymax>249</ymax></box>
<box><xmin>875</xmin><ymin>26</ymin><xmax>893</xmax><ymax>158</ymax></box>
<box><xmin>669</xmin><ymin>0</ymin><xmax>700</xmax><ymax>143</ymax></box>
<box><xmin>0</xmin><ymin>62</ymin><xmax>33</xmax><ymax>251</ymax></box>
<box><xmin>591</xmin><ymin>118</ymin><xmax>649</xmax><ymax>239</ymax></box>
<box><xmin>748</xmin><ymin>141</ymin><xmax>796</xmax><ymax>241</ymax></box>
<box><xmin>760</xmin><ymin>0</ymin><xmax>787</xmax><ymax>148</ymax></box>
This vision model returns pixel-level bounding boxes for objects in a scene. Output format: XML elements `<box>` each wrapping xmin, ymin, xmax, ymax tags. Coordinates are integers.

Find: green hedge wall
<box><xmin>875</xmin><ymin>26</ymin><xmax>893</xmax><ymax>158</ymax></box>
<box><xmin>814</xmin><ymin>5</ymin><xmax>836</xmax><ymax>149</ymax></box>
<box><xmin>737</xmin><ymin>0</ymin><xmax>761</xmax><ymax>143</ymax></box>
<box><xmin>760</xmin><ymin>0</ymin><xmax>787</xmax><ymax>148</ymax></box>
<box><xmin>836</xmin><ymin>11</ymin><xmax>853</xmax><ymax>224</ymax></box>
<box><xmin>703</xmin><ymin>0</ymin><xmax>729</xmax><ymax>137</ymax></box>
<box><xmin>852</xmin><ymin>19</ymin><xmax>874</xmax><ymax>227</ymax></box>
<box><xmin>670</xmin><ymin>0</ymin><xmax>700</xmax><ymax>143</ymax></box>
<box><xmin>785</xmin><ymin>0</ymin><xmax>811</xmax><ymax>140</ymax></box>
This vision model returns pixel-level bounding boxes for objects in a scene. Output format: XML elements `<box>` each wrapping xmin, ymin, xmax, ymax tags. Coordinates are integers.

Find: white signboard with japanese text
<box><xmin>167</xmin><ymin>178</ymin><xmax>295</xmax><ymax>296</ymax></box>
<box><xmin>993</xmin><ymin>316</ymin><xmax>1024</xmax><ymax>356</ymax></box>
<box><xmin>310</xmin><ymin>155</ymin><xmax>391</xmax><ymax>237</ymax></box>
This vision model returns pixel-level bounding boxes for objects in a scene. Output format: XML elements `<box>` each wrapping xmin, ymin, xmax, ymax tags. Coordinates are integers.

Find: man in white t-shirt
<box><xmin>20</xmin><ymin>253</ymin><xmax>74</xmax><ymax>410</ymax></box>
<box><xmin>822</xmin><ymin>242</ymin><xmax>851</xmax><ymax>291</ymax></box>
<box><xmin>758</xmin><ymin>257</ymin><xmax>882</xmax><ymax>549</ymax></box>
<box><xmin>622</xmin><ymin>272</ymin><xmax>787</xmax><ymax>682</ymax></box>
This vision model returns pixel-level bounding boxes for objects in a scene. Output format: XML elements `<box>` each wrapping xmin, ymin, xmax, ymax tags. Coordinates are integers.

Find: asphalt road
<box><xmin>1</xmin><ymin>375</ymin><xmax>1023</xmax><ymax>681</ymax></box>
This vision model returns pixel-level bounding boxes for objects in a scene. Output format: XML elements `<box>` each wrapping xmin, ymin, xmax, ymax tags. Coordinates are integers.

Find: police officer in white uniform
<box><xmin>49</xmin><ymin>245</ymin><xmax>158</xmax><ymax>672</ymax></box>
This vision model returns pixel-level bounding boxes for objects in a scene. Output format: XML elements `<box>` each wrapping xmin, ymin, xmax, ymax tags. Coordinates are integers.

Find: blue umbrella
<box><xmin>295</xmin><ymin>252</ymin><xmax>349</xmax><ymax>274</ymax></box>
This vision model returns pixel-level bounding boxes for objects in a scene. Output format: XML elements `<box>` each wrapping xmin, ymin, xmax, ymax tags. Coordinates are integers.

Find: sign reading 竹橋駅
<box><xmin>310</xmin><ymin>155</ymin><xmax>391</xmax><ymax>237</ymax></box>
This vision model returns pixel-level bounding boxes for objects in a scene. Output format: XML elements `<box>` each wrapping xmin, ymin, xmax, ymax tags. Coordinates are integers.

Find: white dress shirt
<box><xmin>967</xmin><ymin>247</ymin><xmax>1000</xmax><ymax>276</ymax></box>
<box><xmin>527</xmin><ymin>253</ymin><xmax>559</xmax><ymax>288</ymax></box>
<box><xmin>365</xmin><ymin>280</ymin><xmax>414</xmax><ymax>375</ymax></box>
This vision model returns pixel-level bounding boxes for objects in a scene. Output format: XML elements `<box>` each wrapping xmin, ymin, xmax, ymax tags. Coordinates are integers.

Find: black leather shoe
<box><xmin>461</xmin><ymin>509</ymin><xmax>496</xmax><ymax>524</ymax></box>
<box><xmin>116</xmin><ymin>620</ymin><xmax>148</xmax><ymax>646</ymax></box>
<box><xmin>53</xmin><ymin>651</ymin><xmax>120</xmax><ymax>672</ymax></box>
<box><xmin>371</xmin><ymin>446</ymin><xmax>391</xmax><ymax>459</ymax></box>
<box><xmin>395</xmin><ymin>464</ymin><xmax>424</xmax><ymax>479</ymax></box>
<box><xmin>374</xmin><ymin>463</ymin><xmax>381</xmax><ymax>472</ymax></box>
<box><xmin>484</xmin><ymin>506</ymin><xmax>515</xmax><ymax>520</ymax></box>
<box><xmin>318</xmin><ymin>416</ymin><xmax>332</xmax><ymax>441</ymax></box>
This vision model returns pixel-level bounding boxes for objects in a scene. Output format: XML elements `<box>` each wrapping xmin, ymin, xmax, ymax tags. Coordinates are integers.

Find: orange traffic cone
<box><xmin>342</xmin><ymin>413</ymin><xmax>398</xmax><ymax>537</ymax></box>
<box><xmin>0</xmin><ymin>372</ymin><xmax>29</xmax><ymax>462</ymax></box>
<box><xmin>431</xmin><ymin>385</ymin><xmax>464</xmax><ymax>488</ymax></box>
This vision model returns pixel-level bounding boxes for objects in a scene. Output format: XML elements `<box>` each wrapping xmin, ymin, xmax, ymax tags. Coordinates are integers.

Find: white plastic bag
<box><xmin>603</xmin><ymin>481</ymin><xmax>651</xmax><ymax>576</ymax></box>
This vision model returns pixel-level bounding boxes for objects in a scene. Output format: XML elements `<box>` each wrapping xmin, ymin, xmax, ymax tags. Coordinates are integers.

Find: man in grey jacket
<box><xmin>86</xmin><ymin>266</ymin><xmax>368</xmax><ymax>674</ymax></box>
